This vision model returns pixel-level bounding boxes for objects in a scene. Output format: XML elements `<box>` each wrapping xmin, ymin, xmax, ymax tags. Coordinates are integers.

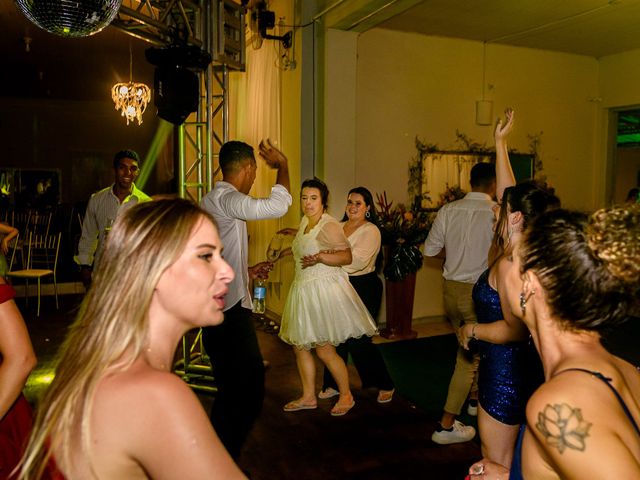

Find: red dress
<box><xmin>0</xmin><ymin>284</ymin><xmax>34</xmax><ymax>480</ymax></box>
<box><xmin>0</xmin><ymin>394</ymin><xmax>33</xmax><ymax>480</ymax></box>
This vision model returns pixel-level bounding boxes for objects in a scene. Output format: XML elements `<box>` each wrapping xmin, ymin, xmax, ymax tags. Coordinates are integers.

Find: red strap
<box><xmin>0</xmin><ymin>283</ymin><xmax>16</xmax><ymax>304</ymax></box>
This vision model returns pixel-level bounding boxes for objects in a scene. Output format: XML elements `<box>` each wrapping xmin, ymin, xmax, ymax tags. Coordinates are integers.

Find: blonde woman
<box><xmin>19</xmin><ymin>198</ymin><xmax>245</xmax><ymax>479</ymax></box>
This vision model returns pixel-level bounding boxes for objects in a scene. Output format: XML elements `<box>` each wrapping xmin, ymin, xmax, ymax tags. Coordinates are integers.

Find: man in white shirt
<box><xmin>76</xmin><ymin>150</ymin><xmax>151</xmax><ymax>288</ymax></box>
<box><xmin>423</xmin><ymin>162</ymin><xmax>496</xmax><ymax>445</ymax></box>
<box><xmin>200</xmin><ymin>139</ymin><xmax>292</xmax><ymax>459</ymax></box>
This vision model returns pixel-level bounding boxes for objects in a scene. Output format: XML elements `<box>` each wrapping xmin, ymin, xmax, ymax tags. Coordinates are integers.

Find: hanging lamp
<box><xmin>111</xmin><ymin>43</ymin><xmax>151</xmax><ymax>126</ymax></box>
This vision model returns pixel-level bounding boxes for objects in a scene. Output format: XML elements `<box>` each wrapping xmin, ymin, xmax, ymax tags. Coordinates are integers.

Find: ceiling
<box><xmin>0</xmin><ymin>2</ymin><xmax>154</xmax><ymax>101</ymax></box>
<box><xmin>373</xmin><ymin>0</ymin><xmax>640</xmax><ymax>58</ymax></box>
<box><xmin>3</xmin><ymin>0</ymin><xmax>640</xmax><ymax>102</ymax></box>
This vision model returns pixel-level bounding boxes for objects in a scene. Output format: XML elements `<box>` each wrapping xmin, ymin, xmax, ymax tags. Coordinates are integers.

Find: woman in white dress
<box><xmin>279</xmin><ymin>178</ymin><xmax>377</xmax><ymax>416</ymax></box>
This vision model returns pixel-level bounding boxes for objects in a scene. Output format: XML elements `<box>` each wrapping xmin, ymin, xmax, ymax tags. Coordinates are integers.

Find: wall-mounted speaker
<box><xmin>154</xmin><ymin>67</ymin><xmax>199</xmax><ymax>125</ymax></box>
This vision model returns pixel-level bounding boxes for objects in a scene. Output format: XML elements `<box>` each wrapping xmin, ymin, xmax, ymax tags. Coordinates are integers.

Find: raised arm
<box><xmin>0</xmin><ymin>281</ymin><xmax>37</xmax><ymax>420</ymax></box>
<box><xmin>259</xmin><ymin>139</ymin><xmax>290</xmax><ymax>192</ymax></box>
<box><xmin>495</xmin><ymin>108</ymin><xmax>516</xmax><ymax>203</ymax></box>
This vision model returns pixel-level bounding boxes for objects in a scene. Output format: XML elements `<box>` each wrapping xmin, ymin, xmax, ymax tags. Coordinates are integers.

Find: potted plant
<box><xmin>375</xmin><ymin>192</ymin><xmax>435</xmax><ymax>339</ymax></box>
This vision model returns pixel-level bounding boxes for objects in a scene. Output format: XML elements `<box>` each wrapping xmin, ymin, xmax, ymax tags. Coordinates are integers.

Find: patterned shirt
<box><xmin>75</xmin><ymin>183</ymin><xmax>151</xmax><ymax>267</ymax></box>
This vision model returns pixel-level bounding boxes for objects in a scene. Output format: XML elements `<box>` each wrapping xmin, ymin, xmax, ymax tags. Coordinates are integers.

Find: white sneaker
<box><xmin>431</xmin><ymin>420</ymin><xmax>476</xmax><ymax>445</ymax></box>
<box><xmin>467</xmin><ymin>400</ymin><xmax>478</xmax><ymax>416</ymax></box>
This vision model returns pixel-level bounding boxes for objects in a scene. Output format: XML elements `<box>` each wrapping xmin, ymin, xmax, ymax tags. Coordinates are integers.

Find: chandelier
<box><xmin>112</xmin><ymin>44</ymin><xmax>151</xmax><ymax>126</ymax></box>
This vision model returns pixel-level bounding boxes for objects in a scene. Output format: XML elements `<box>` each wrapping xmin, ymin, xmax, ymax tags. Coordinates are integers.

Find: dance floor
<box><xmin>19</xmin><ymin>293</ymin><xmax>639</xmax><ymax>479</ymax></box>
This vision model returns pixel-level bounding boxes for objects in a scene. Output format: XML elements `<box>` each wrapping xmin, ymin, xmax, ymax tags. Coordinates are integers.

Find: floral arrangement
<box><xmin>375</xmin><ymin>191</ymin><xmax>435</xmax><ymax>282</ymax></box>
<box><xmin>437</xmin><ymin>184</ymin><xmax>467</xmax><ymax>208</ymax></box>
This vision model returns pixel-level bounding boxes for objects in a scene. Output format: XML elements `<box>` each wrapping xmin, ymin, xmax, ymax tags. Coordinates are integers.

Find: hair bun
<box><xmin>587</xmin><ymin>205</ymin><xmax>640</xmax><ymax>286</ymax></box>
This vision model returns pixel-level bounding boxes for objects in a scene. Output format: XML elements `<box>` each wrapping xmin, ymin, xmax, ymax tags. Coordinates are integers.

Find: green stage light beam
<box><xmin>137</xmin><ymin>119</ymin><xmax>173</xmax><ymax>189</ymax></box>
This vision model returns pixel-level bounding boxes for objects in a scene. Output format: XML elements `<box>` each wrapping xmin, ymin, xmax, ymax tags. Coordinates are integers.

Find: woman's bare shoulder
<box><xmin>525</xmin><ymin>365</ymin><xmax>640</xmax><ymax>477</ymax></box>
<box><xmin>96</xmin><ymin>363</ymin><xmax>200</xmax><ymax>416</ymax></box>
<box><xmin>84</xmin><ymin>364</ymin><xmax>243</xmax><ymax>479</ymax></box>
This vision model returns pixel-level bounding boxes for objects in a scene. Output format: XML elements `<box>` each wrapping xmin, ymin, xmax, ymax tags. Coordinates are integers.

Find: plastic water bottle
<box><xmin>252</xmin><ymin>279</ymin><xmax>266</xmax><ymax>314</ymax></box>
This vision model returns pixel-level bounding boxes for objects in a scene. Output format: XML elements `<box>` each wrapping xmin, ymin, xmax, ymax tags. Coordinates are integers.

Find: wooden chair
<box><xmin>8</xmin><ymin>232</ymin><xmax>61</xmax><ymax>316</ymax></box>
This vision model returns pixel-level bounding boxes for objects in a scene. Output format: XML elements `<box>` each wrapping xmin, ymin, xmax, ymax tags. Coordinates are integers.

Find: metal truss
<box><xmin>111</xmin><ymin>0</ymin><xmax>245</xmax><ymax>392</ymax></box>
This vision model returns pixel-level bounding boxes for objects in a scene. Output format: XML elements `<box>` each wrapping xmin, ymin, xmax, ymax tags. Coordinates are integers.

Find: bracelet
<box><xmin>471</xmin><ymin>323</ymin><xmax>479</xmax><ymax>340</ymax></box>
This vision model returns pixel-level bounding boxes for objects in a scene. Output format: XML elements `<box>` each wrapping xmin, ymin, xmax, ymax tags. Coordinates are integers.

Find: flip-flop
<box><xmin>377</xmin><ymin>389</ymin><xmax>395</xmax><ymax>404</ymax></box>
<box><xmin>318</xmin><ymin>387</ymin><xmax>340</xmax><ymax>399</ymax></box>
<box><xmin>283</xmin><ymin>400</ymin><xmax>318</xmax><ymax>412</ymax></box>
<box><xmin>330</xmin><ymin>400</ymin><xmax>355</xmax><ymax>417</ymax></box>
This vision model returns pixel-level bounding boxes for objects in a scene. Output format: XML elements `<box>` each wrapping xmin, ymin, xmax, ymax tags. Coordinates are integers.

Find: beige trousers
<box><xmin>442</xmin><ymin>280</ymin><xmax>479</xmax><ymax>416</ymax></box>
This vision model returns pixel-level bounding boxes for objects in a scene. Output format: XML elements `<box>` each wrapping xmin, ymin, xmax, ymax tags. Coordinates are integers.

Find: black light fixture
<box><xmin>145</xmin><ymin>45</ymin><xmax>212</xmax><ymax>125</ymax></box>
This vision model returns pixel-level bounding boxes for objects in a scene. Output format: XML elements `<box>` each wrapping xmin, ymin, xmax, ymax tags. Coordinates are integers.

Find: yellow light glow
<box><xmin>111</xmin><ymin>81</ymin><xmax>151</xmax><ymax>126</ymax></box>
<box><xmin>29</xmin><ymin>371</ymin><xmax>55</xmax><ymax>387</ymax></box>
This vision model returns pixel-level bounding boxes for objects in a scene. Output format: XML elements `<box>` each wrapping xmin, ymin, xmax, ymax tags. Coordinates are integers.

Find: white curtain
<box><xmin>231</xmin><ymin>42</ymin><xmax>287</xmax><ymax>298</ymax></box>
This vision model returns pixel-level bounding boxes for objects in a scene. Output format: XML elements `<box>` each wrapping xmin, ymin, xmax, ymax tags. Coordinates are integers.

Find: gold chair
<box><xmin>10</xmin><ymin>210</ymin><xmax>31</xmax><ymax>238</ymax></box>
<box><xmin>28</xmin><ymin>210</ymin><xmax>53</xmax><ymax>237</ymax></box>
<box><xmin>9</xmin><ymin>209</ymin><xmax>31</xmax><ymax>269</ymax></box>
<box><xmin>8</xmin><ymin>232</ymin><xmax>61</xmax><ymax>316</ymax></box>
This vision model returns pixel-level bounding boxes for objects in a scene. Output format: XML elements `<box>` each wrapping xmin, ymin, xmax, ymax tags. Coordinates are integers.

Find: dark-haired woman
<box><xmin>460</xmin><ymin>110</ymin><xmax>550</xmax><ymax>469</ymax></box>
<box><xmin>469</xmin><ymin>205</ymin><xmax>640</xmax><ymax>479</ymax></box>
<box><xmin>318</xmin><ymin>187</ymin><xmax>395</xmax><ymax>404</ymax></box>
<box><xmin>278</xmin><ymin>179</ymin><xmax>377</xmax><ymax>416</ymax></box>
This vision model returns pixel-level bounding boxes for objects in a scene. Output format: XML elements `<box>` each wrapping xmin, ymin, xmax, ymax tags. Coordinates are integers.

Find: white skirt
<box><xmin>279</xmin><ymin>266</ymin><xmax>377</xmax><ymax>349</ymax></box>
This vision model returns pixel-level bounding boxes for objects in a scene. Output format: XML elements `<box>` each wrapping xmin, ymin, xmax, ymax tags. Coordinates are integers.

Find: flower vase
<box><xmin>380</xmin><ymin>272</ymin><xmax>418</xmax><ymax>340</ymax></box>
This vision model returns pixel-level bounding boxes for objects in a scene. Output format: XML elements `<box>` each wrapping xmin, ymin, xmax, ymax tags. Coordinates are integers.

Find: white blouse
<box><xmin>342</xmin><ymin>221</ymin><xmax>381</xmax><ymax>276</ymax></box>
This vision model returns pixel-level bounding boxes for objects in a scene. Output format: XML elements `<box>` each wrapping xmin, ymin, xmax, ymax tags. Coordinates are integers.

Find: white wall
<box><xmin>323</xmin><ymin>29</ymin><xmax>602</xmax><ymax>320</ymax></box>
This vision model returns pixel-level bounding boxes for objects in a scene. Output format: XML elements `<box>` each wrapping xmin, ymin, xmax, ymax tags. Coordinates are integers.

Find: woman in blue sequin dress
<box><xmin>460</xmin><ymin>110</ymin><xmax>552</xmax><ymax>469</ymax></box>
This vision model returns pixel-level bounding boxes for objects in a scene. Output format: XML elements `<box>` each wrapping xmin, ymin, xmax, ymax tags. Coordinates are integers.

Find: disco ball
<box><xmin>15</xmin><ymin>0</ymin><xmax>123</xmax><ymax>38</ymax></box>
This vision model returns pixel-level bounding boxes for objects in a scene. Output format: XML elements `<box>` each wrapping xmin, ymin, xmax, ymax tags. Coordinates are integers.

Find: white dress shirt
<box><xmin>201</xmin><ymin>181</ymin><xmax>292</xmax><ymax>311</ymax></box>
<box><xmin>342</xmin><ymin>221</ymin><xmax>381</xmax><ymax>276</ymax></box>
<box><xmin>423</xmin><ymin>191</ymin><xmax>495</xmax><ymax>283</ymax></box>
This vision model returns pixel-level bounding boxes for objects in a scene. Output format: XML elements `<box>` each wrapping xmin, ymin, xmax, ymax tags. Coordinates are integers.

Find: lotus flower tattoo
<box><xmin>536</xmin><ymin>403</ymin><xmax>592</xmax><ymax>453</ymax></box>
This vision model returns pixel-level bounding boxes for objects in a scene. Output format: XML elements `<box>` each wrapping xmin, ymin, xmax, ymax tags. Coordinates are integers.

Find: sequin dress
<box><xmin>279</xmin><ymin>214</ymin><xmax>377</xmax><ymax>349</ymax></box>
<box><xmin>472</xmin><ymin>269</ymin><xmax>543</xmax><ymax>425</ymax></box>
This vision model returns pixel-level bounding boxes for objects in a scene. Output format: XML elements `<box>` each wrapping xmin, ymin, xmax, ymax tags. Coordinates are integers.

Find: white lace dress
<box><xmin>279</xmin><ymin>213</ymin><xmax>377</xmax><ymax>349</ymax></box>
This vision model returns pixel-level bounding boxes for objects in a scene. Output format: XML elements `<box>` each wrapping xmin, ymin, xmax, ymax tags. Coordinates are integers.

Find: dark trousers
<box><xmin>322</xmin><ymin>272</ymin><xmax>394</xmax><ymax>391</ymax></box>
<box><xmin>202</xmin><ymin>302</ymin><xmax>265</xmax><ymax>459</ymax></box>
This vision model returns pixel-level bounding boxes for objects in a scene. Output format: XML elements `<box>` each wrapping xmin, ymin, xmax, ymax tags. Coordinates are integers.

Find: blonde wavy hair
<box><xmin>19</xmin><ymin>197</ymin><xmax>214</xmax><ymax>479</ymax></box>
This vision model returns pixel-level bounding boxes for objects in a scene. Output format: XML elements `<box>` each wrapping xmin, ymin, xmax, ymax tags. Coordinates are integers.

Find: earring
<box><xmin>365</xmin><ymin>210</ymin><xmax>371</xmax><ymax>219</ymax></box>
<box><xmin>519</xmin><ymin>292</ymin><xmax>527</xmax><ymax>315</ymax></box>
<box><xmin>519</xmin><ymin>290</ymin><xmax>535</xmax><ymax>316</ymax></box>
